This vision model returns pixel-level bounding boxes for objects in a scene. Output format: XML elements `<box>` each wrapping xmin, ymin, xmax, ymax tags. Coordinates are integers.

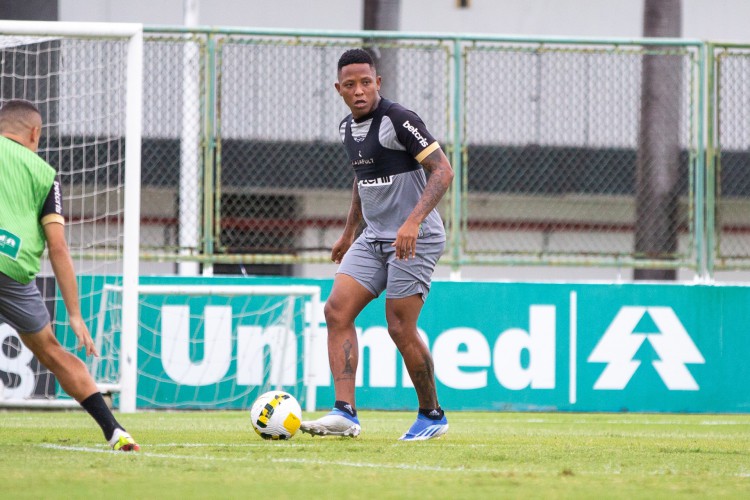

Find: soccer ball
<box><xmin>249</xmin><ymin>391</ymin><xmax>302</xmax><ymax>440</ymax></box>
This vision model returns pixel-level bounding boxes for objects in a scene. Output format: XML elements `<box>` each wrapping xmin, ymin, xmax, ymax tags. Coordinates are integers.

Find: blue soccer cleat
<box><xmin>398</xmin><ymin>413</ymin><xmax>449</xmax><ymax>441</ymax></box>
<box><xmin>300</xmin><ymin>408</ymin><xmax>361</xmax><ymax>437</ymax></box>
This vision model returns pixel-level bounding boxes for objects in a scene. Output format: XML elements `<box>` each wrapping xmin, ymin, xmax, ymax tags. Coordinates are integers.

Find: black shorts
<box><xmin>0</xmin><ymin>272</ymin><xmax>50</xmax><ymax>333</ymax></box>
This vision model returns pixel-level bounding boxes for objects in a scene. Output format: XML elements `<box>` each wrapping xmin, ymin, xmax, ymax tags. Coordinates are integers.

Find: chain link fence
<box><xmin>138</xmin><ymin>28</ymin><xmax>711</xmax><ymax>274</ymax></box>
<box><xmin>214</xmin><ymin>35</ymin><xmax>451</xmax><ymax>271</ymax></box>
<box><xmin>712</xmin><ymin>44</ymin><xmax>750</xmax><ymax>270</ymax></box>
<box><xmin>462</xmin><ymin>42</ymin><xmax>699</xmax><ymax>268</ymax></box>
<box><xmin>141</xmin><ymin>34</ymin><xmax>206</xmax><ymax>262</ymax></box>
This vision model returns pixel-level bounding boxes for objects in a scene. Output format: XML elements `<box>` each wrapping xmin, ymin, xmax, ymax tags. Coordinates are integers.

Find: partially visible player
<box><xmin>0</xmin><ymin>99</ymin><xmax>139</xmax><ymax>451</ymax></box>
<box><xmin>300</xmin><ymin>49</ymin><xmax>454</xmax><ymax>441</ymax></box>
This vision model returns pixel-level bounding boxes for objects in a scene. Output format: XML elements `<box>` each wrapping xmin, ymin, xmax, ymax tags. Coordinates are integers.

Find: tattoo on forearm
<box><xmin>411</xmin><ymin>150</ymin><xmax>453</xmax><ymax>222</ymax></box>
<box><xmin>343</xmin><ymin>339</ymin><xmax>354</xmax><ymax>375</ymax></box>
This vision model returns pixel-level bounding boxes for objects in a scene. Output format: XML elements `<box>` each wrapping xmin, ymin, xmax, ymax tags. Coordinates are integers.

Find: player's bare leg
<box><xmin>386</xmin><ymin>294</ymin><xmax>449</xmax><ymax>441</ymax></box>
<box><xmin>19</xmin><ymin>325</ymin><xmax>98</xmax><ymax>401</ymax></box>
<box><xmin>385</xmin><ymin>295</ymin><xmax>438</xmax><ymax>408</ymax></box>
<box><xmin>325</xmin><ymin>274</ymin><xmax>374</xmax><ymax>404</ymax></box>
<box><xmin>19</xmin><ymin>325</ymin><xmax>140</xmax><ymax>451</ymax></box>
<box><xmin>300</xmin><ymin>274</ymin><xmax>373</xmax><ymax>437</ymax></box>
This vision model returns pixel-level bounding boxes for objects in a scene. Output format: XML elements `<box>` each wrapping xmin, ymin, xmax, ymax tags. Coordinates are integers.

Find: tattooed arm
<box><xmin>331</xmin><ymin>178</ymin><xmax>363</xmax><ymax>263</ymax></box>
<box><xmin>393</xmin><ymin>148</ymin><xmax>454</xmax><ymax>259</ymax></box>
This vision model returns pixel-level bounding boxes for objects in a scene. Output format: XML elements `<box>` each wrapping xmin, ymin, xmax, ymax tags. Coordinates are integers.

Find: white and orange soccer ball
<box><xmin>249</xmin><ymin>391</ymin><xmax>302</xmax><ymax>440</ymax></box>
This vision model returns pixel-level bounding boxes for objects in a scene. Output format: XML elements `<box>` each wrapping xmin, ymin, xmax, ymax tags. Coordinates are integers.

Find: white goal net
<box><xmin>0</xmin><ymin>21</ymin><xmax>142</xmax><ymax>408</ymax></box>
<box><xmin>93</xmin><ymin>284</ymin><xmax>324</xmax><ymax>412</ymax></box>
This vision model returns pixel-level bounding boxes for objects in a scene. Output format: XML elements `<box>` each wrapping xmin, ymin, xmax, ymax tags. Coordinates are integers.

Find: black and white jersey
<box><xmin>339</xmin><ymin>98</ymin><xmax>446</xmax><ymax>243</ymax></box>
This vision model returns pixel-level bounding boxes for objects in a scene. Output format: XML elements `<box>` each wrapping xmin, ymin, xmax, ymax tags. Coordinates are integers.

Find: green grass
<box><xmin>1</xmin><ymin>410</ymin><xmax>749</xmax><ymax>499</ymax></box>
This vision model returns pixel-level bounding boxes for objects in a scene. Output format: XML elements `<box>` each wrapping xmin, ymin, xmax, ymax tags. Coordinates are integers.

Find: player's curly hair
<box><xmin>337</xmin><ymin>48</ymin><xmax>375</xmax><ymax>72</ymax></box>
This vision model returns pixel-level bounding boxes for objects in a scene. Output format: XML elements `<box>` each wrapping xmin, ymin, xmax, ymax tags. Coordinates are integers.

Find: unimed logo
<box><xmin>588</xmin><ymin>306</ymin><xmax>705</xmax><ymax>390</ymax></box>
<box><xmin>156</xmin><ymin>301</ymin><xmax>705</xmax><ymax>394</ymax></box>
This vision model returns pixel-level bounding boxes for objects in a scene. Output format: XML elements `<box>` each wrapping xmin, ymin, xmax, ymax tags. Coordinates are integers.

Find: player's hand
<box><xmin>393</xmin><ymin>220</ymin><xmax>419</xmax><ymax>260</ymax></box>
<box><xmin>331</xmin><ymin>234</ymin><xmax>354</xmax><ymax>264</ymax></box>
<box><xmin>69</xmin><ymin>315</ymin><xmax>99</xmax><ymax>357</ymax></box>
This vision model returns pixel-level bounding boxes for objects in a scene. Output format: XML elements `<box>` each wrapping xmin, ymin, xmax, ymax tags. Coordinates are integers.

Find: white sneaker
<box><xmin>300</xmin><ymin>409</ymin><xmax>361</xmax><ymax>437</ymax></box>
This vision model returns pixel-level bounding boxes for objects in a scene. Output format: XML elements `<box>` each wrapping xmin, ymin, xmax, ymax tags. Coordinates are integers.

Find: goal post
<box><xmin>96</xmin><ymin>283</ymin><xmax>324</xmax><ymax>413</ymax></box>
<box><xmin>0</xmin><ymin>21</ymin><xmax>142</xmax><ymax>408</ymax></box>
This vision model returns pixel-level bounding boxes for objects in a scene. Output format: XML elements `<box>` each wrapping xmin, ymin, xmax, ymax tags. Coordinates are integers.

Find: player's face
<box><xmin>335</xmin><ymin>63</ymin><xmax>381</xmax><ymax>119</ymax></box>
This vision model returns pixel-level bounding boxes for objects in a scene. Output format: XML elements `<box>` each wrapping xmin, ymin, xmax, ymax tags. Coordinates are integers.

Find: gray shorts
<box><xmin>0</xmin><ymin>272</ymin><xmax>50</xmax><ymax>334</ymax></box>
<box><xmin>337</xmin><ymin>236</ymin><xmax>445</xmax><ymax>300</ymax></box>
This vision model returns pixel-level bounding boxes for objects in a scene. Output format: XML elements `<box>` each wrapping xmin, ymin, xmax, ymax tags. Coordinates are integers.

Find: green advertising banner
<box><xmin>68</xmin><ymin>277</ymin><xmax>750</xmax><ymax>413</ymax></box>
<box><xmin>323</xmin><ymin>280</ymin><xmax>750</xmax><ymax>413</ymax></box>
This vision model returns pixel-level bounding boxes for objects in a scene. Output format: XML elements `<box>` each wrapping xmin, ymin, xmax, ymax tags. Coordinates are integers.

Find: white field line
<box><xmin>37</xmin><ymin>444</ymin><xmax>495</xmax><ymax>474</ymax></box>
<box><xmin>454</xmin><ymin>418</ymin><xmax>750</xmax><ymax>426</ymax></box>
<box><xmin>36</xmin><ymin>445</ymin><xmax>750</xmax><ymax>478</ymax></box>
<box><xmin>39</xmin><ymin>444</ymin><xmax>229</xmax><ymax>461</ymax></box>
<box><xmin>139</xmin><ymin>442</ymin><xmax>318</xmax><ymax>448</ymax></box>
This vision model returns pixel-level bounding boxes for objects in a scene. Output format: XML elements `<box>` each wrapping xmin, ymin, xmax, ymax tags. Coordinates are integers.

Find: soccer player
<box><xmin>0</xmin><ymin>100</ymin><xmax>139</xmax><ymax>451</ymax></box>
<box><xmin>300</xmin><ymin>49</ymin><xmax>454</xmax><ymax>441</ymax></box>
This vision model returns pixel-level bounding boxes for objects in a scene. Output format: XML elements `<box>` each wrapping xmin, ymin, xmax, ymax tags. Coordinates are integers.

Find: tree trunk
<box><xmin>634</xmin><ymin>0</ymin><xmax>682</xmax><ymax>281</ymax></box>
<box><xmin>363</xmin><ymin>0</ymin><xmax>401</xmax><ymax>100</ymax></box>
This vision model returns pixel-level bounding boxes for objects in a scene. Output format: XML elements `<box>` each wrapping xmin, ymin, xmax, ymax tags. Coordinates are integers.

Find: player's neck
<box><xmin>1</xmin><ymin>132</ymin><xmax>34</xmax><ymax>151</ymax></box>
<box><xmin>352</xmin><ymin>95</ymin><xmax>381</xmax><ymax>121</ymax></box>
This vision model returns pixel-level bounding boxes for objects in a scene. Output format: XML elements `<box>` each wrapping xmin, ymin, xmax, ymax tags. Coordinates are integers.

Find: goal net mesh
<box><xmin>93</xmin><ymin>285</ymin><xmax>322</xmax><ymax>411</ymax></box>
<box><xmin>0</xmin><ymin>32</ymin><xmax>130</xmax><ymax>404</ymax></box>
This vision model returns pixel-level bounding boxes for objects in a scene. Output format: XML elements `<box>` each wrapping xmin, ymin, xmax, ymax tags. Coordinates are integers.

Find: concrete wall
<box><xmin>59</xmin><ymin>0</ymin><xmax>750</xmax><ymax>42</ymax></box>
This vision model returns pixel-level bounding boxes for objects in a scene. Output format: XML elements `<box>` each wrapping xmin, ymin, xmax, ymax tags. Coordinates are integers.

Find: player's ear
<box><xmin>29</xmin><ymin>125</ymin><xmax>42</xmax><ymax>152</ymax></box>
<box><xmin>376</xmin><ymin>75</ymin><xmax>381</xmax><ymax>90</ymax></box>
<box><xmin>334</xmin><ymin>82</ymin><xmax>342</xmax><ymax>95</ymax></box>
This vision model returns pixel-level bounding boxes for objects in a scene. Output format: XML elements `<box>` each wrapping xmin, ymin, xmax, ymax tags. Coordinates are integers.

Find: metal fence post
<box><xmin>449</xmin><ymin>37</ymin><xmax>463</xmax><ymax>279</ymax></box>
<box><xmin>202</xmin><ymin>33</ymin><xmax>218</xmax><ymax>275</ymax></box>
<box><xmin>704</xmin><ymin>42</ymin><xmax>716</xmax><ymax>280</ymax></box>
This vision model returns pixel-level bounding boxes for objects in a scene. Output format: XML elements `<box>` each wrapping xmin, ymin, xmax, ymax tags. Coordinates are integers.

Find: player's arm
<box><xmin>44</xmin><ymin>222</ymin><xmax>97</xmax><ymax>356</ymax></box>
<box><xmin>395</xmin><ymin>148</ymin><xmax>453</xmax><ymax>259</ymax></box>
<box><xmin>41</xmin><ymin>181</ymin><xmax>98</xmax><ymax>356</ymax></box>
<box><xmin>391</xmin><ymin>108</ymin><xmax>454</xmax><ymax>259</ymax></box>
<box><xmin>331</xmin><ymin>178</ymin><xmax>363</xmax><ymax>263</ymax></box>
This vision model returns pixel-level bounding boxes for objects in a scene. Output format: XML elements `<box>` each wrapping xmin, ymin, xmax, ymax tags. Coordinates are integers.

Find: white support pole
<box><xmin>305</xmin><ymin>288</ymin><xmax>321</xmax><ymax>412</ymax></box>
<box><xmin>179</xmin><ymin>0</ymin><xmax>201</xmax><ymax>276</ymax></box>
<box><xmin>120</xmin><ymin>27</ymin><xmax>144</xmax><ymax>414</ymax></box>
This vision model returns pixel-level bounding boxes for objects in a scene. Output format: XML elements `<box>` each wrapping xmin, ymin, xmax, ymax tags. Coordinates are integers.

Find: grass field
<box><xmin>2</xmin><ymin>410</ymin><xmax>749</xmax><ymax>498</ymax></box>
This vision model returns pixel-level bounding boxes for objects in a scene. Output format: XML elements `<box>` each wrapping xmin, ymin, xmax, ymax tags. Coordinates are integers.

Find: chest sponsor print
<box><xmin>0</xmin><ymin>229</ymin><xmax>21</xmax><ymax>260</ymax></box>
<box><xmin>358</xmin><ymin>176</ymin><xmax>393</xmax><ymax>187</ymax></box>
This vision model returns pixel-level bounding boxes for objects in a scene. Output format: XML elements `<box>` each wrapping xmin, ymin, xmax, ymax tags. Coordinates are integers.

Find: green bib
<box><xmin>0</xmin><ymin>136</ymin><xmax>57</xmax><ymax>284</ymax></box>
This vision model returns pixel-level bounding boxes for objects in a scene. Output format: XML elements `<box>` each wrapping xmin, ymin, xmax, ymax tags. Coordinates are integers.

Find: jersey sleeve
<box><xmin>389</xmin><ymin>106</ymin><xmax>440</xmax><ymax>163</ymax></box>
<box><xmin>40</xmin><ymin>177</ymin><xmax>65</xmax><ymax>226</ymax></box>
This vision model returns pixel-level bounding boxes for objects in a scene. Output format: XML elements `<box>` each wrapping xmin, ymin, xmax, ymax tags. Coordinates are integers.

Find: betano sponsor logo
<box><xmin>155</xmin><ymin>302</ymin><xmax>704</xmax><ymax>393</ymax></box>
